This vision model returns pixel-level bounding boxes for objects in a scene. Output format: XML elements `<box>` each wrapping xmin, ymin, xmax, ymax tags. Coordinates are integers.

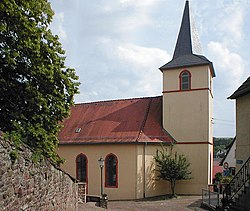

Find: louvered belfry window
<box><xmin>180</xmin><ymin>70</ymin><xmax>191</xmax><ymax>90</ymax></box>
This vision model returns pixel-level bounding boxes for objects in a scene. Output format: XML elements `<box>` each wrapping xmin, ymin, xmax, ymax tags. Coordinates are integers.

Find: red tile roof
<box><xmin>59</xmin><ymin>96</ymin><xmax>174</xmax><ymax>144</ymax></box>
<box><xmin>213</xmin><ymin>159</ymin><xmax>223</xmax><ymax>178</ymax></box>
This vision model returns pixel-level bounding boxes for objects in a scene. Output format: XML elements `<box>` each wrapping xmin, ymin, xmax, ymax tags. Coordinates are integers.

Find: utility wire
<box><xmin>212</xmin><ymin>118</ymin><xmax>235</xmax><ymax>126</ymax></box>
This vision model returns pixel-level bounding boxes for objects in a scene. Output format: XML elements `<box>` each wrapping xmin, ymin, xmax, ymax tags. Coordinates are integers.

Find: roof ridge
<box><xmin>228</xmin><ymin>76</ymin><xmax>250</xmax><ymax>99</ymax></box>
<box><xmin>60</xmin><ymin>136</ymin><xmax>138</xmax><ymax>140</ymax></box>
<box><xmin>136</xmin><ymin>98</ymin><xmax>152</xmax><ymax>142</ymax></box>
<box><xmin>219</xmin><ymin>137</ymin><xmax>236</xmax><ymax>166</ymax></box>
<box><xmin>74</xmin><ymin>95</ymin><xmax>162</xmax><ymax>106</ymax></box>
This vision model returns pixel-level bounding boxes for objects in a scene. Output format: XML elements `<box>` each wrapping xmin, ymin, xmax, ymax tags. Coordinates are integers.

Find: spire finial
<box><xmin>172</xmin><ymin>0</ymin><xmax>192</xmax><ymax>59</ymax></box>
<box><xmin>159</xmin><ymin>0</ymin><xmax>216</xmax><ymax>77</ymax></box>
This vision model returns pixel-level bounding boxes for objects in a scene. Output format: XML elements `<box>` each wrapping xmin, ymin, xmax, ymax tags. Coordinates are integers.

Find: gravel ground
<box><xmin>78</xmin><ymin>195</ymin><xmax>207</xmax><ymax>211</ymax></box>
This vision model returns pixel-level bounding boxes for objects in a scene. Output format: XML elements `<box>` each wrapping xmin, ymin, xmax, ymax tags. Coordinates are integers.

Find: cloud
<box><xmin>117</xmin><ymin>43</ymin><xmax>169</xmax><ymax>68</ymax></box>
<box><xmin>50</xmin><ymin>12</ymin><xmax>67</xmax><ymax>40</ymax></box>
<box><xmin>200</xmin><ymin>2</ymin><xmax>247</xmax><ymax>136</ymax></box>
<box><xmin>120</xmin><ymin>0</ymin><xmax>156</xmax><ymax>7</ymax></box>
<box><xmin>117</xmin><ymin>43</ymin><xmax>171</xmax><ymax>96</ymax></box>
<box><xmin>208</xmin><ymin>41</ymin><xmax>243</xmax><ymax>137</ymax></box>
<box><xmin>73</xmin><ymin>41</ymin><xmax>170</xmax><ymax>103</ymax></box>
<box><xmin>50</xmin><ymin>0</ymin><xmax>250</xmax><ymax>137</ymax></box>
<box><xmin>220</xmin><ymin>3</ymin><xmax>245</xmax><ymax>46</ymax></box>
<box><xmin>76</xmin><ymin>0</ymin><xmax>159</xmax><ymax>41</ymax></box>
<box><xmin>193</xmin><ymin>1</ymin><xmax>246</xmax><ymax>49</ymax></box>
<box><xmin>208</xmin><ymin>41</ymin><xmax>244</xmax><ymax>90</ymax></box>
<box><xmin>57</xmin><ymin>0</ymin><xmax>168</xmax><ymax>103</ymax></box>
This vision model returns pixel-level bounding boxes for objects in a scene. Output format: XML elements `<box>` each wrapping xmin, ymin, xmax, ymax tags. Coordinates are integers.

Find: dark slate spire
<box><xmin>173</xmin><ymin>0</ymin><xmax>192</xmax><ymax>59</ymax></box>
<box><xmin>159</xmin><ymin>0</ymin><xmax>216</xmax><ymax>77</ymax></box>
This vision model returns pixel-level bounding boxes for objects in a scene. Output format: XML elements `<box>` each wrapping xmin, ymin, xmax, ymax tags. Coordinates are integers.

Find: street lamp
<box><xmin>98</xmin><ymin>157</ymin><xmax>104</xmax><ymax>196</ymax></box>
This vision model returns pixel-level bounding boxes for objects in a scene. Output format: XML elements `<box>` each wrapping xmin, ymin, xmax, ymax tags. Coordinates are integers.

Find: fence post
<box><xmin>208</xmin><ymin>189</ymin><xmax>211</xmax><ymax>206</ymax></box>
<box><xmin>202</xmin><ymin>189</ymin><xmax>204</xmax><ymax>203</ymax></box>
<box><xmin>78</xmin><ymin>182</ymin><xmax>87</xmax><ymax>203</ymax></box>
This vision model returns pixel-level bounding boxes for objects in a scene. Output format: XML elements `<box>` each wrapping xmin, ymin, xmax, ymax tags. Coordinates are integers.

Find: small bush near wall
<box><xmin>0</xmin><ymin>136</ymin><xmax>78</xmax><ymax>210</ymax></box>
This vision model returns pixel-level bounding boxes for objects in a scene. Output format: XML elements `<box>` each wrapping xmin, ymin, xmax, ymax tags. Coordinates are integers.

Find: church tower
<box><xmin>160</xmin><ymin>1</ymin><xmax>216</xmax><ymax>193</ymax></box>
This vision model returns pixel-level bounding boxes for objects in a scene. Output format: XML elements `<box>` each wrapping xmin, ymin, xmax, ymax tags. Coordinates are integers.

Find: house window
<box><xmin>76</xmin><ymin>154</ymin><xmax>88</xmax><ymax>183</ymax></box>
<box><xmin>180</xmin><ymin>70</ymin><xmax>191</xmax><ymax>90</ymax></box>
<box><xmin>230</xmin><ymin>167</ymin><xmax>236</xmax><ymax>176</ymax></box>
<box><xmin>105</xmin><ymin>153</ymin><xmax>118</xmax><ymax>188</ymax></box>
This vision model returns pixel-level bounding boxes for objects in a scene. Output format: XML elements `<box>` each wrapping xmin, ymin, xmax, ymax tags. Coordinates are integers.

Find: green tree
<box><xmin>213</xmin><ymin>137</ymin><xmax>233</xmax><ymax>158</ymax></box>
<box><xmin>154</xmin><ymin>146</ymin><xmax>192</xmax><ymax>196</ymax></box>
<box><xmin>0</xmin><ymin>0</ymin><xmax>79</xmax><ymax>163</ymax></box>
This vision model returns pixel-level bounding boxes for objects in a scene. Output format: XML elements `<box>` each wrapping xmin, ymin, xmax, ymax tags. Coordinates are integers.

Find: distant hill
<box><xmin>213</xmin><ymin>137</ymin><xmax>234</xmax><ymax>158</ymax></box>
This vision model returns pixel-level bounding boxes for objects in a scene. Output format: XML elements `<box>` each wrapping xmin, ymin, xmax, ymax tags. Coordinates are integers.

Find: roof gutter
<box><xmin>58</xmin><ymin>141</ymin><xmax>173</xmax><ymax>146</ymax></box>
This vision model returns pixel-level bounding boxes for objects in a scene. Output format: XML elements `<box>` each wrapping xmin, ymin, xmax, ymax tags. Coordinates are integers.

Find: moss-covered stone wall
<box><xmin>0</xmin><ymin>136</ymin><xmax>77</xmax><ymax>210</ymax></box>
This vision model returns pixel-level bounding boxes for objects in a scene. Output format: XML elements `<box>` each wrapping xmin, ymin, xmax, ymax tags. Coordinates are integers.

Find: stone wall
<box><xmin>0</xmin><ymin>136</ymin><xmax>78</xmax><ymax>211</ymax></box>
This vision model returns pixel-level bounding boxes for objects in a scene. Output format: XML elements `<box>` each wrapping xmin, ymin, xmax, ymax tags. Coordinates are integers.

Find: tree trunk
<box><xmin>170</xmin><ymin>180</ymin><xmax>176</xmax><ymax>197</ymax></box>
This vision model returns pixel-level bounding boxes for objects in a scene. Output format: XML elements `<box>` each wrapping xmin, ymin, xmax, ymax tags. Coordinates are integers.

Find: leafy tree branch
<box><xmin>0</xmin><ymin>0</ymin><xmax>80</xmax><ymax>164</ymax></box>
<box><xmin>154</xmin><ymin>146</ymin><xmax>192</xmax><ymax>196</ymax></box>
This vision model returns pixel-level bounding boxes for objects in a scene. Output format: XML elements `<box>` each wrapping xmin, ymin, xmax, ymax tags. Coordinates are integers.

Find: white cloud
<box><xmin>73</xmin><ymin>1</ymin><xmax>157</xmax><ymax>43</ymax></box>
<box><xmin>208</xmin><ymin>41</ymin><xmax>244</xmax><ymax>89</ymax></box>
<box><xmin>220</xmin><ymin>3</ymin><xmax>244</xmax><ymax>45</ymax></box>
<box><xmin>193</xmin><ymin>1</ymin><xmax>246</xmax><ymax>50</ymax></box>
<box><xmin>117</xmin><ymin>43</ymin><xmax>170</xmax><ymax>95</ymax></box>
<box><xmin>120</xmin><ymin>0</ymin><xmax>156</xmax><ymax>7</ymax></box>
<box><xmin>207</xmin><ymin>41</ymin><xmax>242</xmax><ymax>137</ymax></box>
<box><xmin>50</xmin><ymin>0</ymin><xmax>250</xmax><ymax>137</ymax></box>
<box><xmin>50</xmin><ymin>12</ymin><xmax>67</xmax><ymax>40</ymax></box>
<box><xmin>117</xmin><ymin>43</ymin><xmax>169</xmax><ymax>68</ymax></box>
<box><xmin>116</xmin><ymin>0</ymin><xmax>161</xmax><ymax>33</ymax></box>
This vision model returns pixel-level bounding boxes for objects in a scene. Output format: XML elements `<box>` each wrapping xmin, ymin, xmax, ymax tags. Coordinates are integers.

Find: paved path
<box><xmin>78</xmin><ymin>196</ymin><xmax>207</xmax><ymax>211</ymax></box>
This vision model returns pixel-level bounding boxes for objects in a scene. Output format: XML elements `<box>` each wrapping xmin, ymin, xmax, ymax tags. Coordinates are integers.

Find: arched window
<box><xmin>105</xmin><ymin>153</ymin><xmax>118</xmax><ymax>188</ymax></box>
<box><xmin>76</xmin><ymin>154</ymin><xmax>88</xmax><ymax>183</ymax></box>
<box><xmin>180</xmin><ymin>70</ymin><xmax>191</xmax><ymax>90</ymax></box>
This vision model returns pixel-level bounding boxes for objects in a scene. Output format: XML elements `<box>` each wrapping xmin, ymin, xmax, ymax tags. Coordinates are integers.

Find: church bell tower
<box><xmin>159</xmin><ymin>0</ymin><xmax>216</xmax><ymax>193</ymax></box>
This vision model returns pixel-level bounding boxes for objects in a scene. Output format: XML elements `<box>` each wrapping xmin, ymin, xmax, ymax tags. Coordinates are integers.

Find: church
<box><xmin>58</xmin><ymin>0</ymin><xmax>216</xmax><ymax>200</ymax></box>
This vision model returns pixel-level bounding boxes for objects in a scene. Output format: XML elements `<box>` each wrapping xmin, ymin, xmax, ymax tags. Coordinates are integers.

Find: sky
<box><xmin>49</xmin><ymin>0</ymin><xmax>250</xmax><ymax>138</ymax></box>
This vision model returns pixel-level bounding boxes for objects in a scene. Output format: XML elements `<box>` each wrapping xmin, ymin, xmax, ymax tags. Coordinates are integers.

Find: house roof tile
<box><xmin>228</xmin><ymin>77</ymin><xmax>250</xmax><ymax>99</ymax></box>
<box><xmin>59</xmin><ymin>96</ymin><xmax>175</xmax><ymax>145</ymax></box>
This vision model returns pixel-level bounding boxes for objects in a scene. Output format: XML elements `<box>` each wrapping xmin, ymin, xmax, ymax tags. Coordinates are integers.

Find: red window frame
<box><xmin>179</xmin><ymin>70</ymin><xmax>191</xmax><ymax>90</ymax></box>
<box><xmin>105</xmin><ymin>153</ymin><xmax>118</xmax><ymax>188</ymax></box>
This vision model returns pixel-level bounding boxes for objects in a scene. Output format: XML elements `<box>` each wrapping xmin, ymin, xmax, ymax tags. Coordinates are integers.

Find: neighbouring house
<box><xmin>228</xmin><ymin>77</ymin><xmax>250</xmax><ymax>171</ymax></box>
<box><xmin>58</xmin><ymin>1</ymin><xmax>216</xmax><ymax>200</ymax></box>
<box><xmin>215</xmin><ymin>149</ymin><xmax>227</xmax><ymax>159</ymax></box>
<box><xmin>219</xmin><ymin>138</ymin><xmax>236</xmax><ymax>176</ymax></box>
<box><xmin>213</xmin><ymin>158</ymin><xmax>223</xmax><ymax>179</ymax></box>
